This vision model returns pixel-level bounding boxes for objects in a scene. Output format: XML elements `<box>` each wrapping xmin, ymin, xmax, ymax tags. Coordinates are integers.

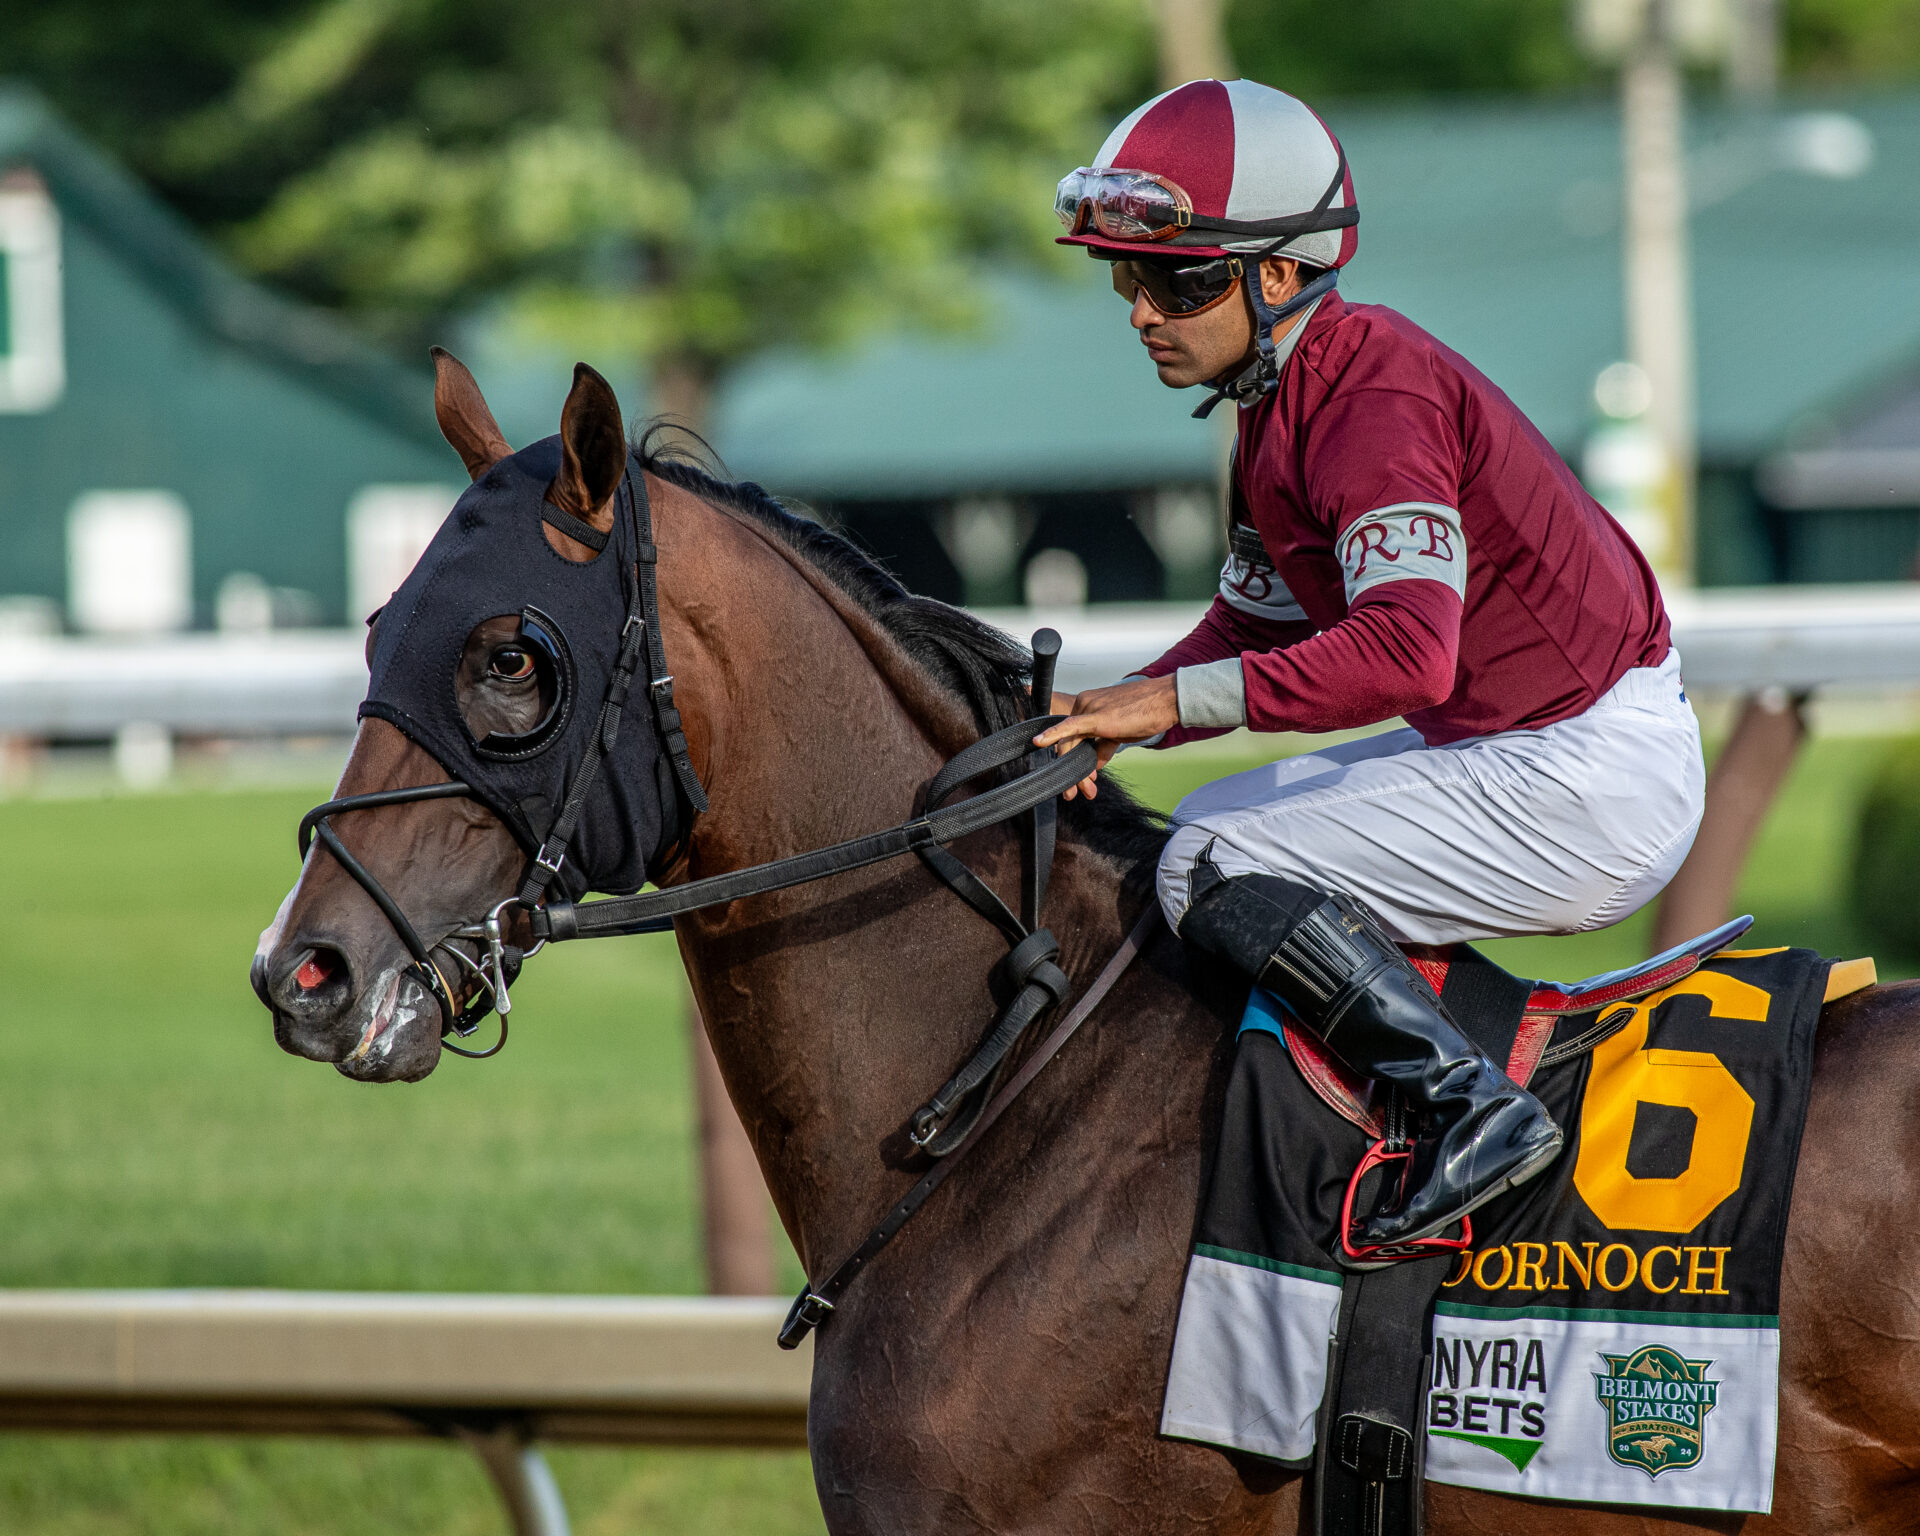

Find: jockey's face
<box><xmin>1118</xmin><ymin>257</ymin><xmax>1304</xmax><ymax>391</ymax></box>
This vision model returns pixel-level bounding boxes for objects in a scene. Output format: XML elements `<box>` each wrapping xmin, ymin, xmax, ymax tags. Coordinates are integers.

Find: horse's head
<box><xmin>254</xmin><ymin>351</ymin><xmax>697</xmax><ymax>1080</ymax></box>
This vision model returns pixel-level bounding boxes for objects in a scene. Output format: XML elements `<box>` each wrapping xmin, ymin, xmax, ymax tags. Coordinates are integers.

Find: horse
<box><xmin>253</xmin><ymin>354</ymin><xmax>1920</xmax><ymax>1533</ymax></box>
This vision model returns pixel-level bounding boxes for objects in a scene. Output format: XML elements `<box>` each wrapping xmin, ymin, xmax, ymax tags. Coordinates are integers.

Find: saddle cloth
<box><xmin>1160</xmin><ymin>940</ymin><xmax>1841</xmax><ymax>1515</ymax></box>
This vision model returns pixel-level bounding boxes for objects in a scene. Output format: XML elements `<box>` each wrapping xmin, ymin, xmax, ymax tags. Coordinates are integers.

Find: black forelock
<box><xmin>634</xmin><ymin>423</ymin><xmax>1169</xmax><ymax>873</ymax></box>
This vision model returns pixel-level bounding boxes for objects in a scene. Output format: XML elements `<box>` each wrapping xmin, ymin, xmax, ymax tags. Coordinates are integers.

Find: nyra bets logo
<box><xmin>1593</xmin><ymin>1344</ymin><xmax>1719</xmax><ymax>1477</ymax></box>
<box><xmin>1427</xmin><ymin>1333</ymin><xmax>1548</xmax><ymax>1472</ymax></box>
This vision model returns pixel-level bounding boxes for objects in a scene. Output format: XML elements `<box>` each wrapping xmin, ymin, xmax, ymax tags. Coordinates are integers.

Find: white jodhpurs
<box><xmin>1157</xmin><ymin>650</ymin><xmax>1706</xmax><ymax>947</ymax></box>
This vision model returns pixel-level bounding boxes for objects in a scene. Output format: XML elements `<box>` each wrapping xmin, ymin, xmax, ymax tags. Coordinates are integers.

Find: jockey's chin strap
<box><xmin>1190</xmin><ymin>141</ymin><xmax>1353</xmax><ymax>420</ymax></box>
<box><xmin>1191</xmin><ymin>265</ymin><xmax>1339</xmax><ymax>420</ymax></box>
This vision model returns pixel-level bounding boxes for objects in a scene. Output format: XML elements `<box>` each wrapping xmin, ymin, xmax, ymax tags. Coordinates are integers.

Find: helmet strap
<box><xmin>1191</xmin><ymin>261</ymin><xmax>1339</xmax><ymax>419</ymax></box>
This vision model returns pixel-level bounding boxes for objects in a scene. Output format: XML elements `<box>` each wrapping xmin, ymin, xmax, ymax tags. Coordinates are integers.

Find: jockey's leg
<box><xmin>1160</xmin><ymin>649</ymin><xmax>1704</xmax><ymax>1245</ymax></box>
<box><xmin>1178</xmin><ymin>844</ymin><xmax>1563</xmax><ymax>1245</ymax></box>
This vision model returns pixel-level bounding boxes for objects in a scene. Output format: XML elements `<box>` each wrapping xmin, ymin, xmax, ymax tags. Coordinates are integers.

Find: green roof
<box><xmin>0</xmin><ymin>86</ymin><xmax>457</xmax><ymax>625</ymax></box>
<box><xmin>713</xmin><ymin>89</ymin><xmax>1920</xmax><ymax>498</ymax></box>
<box><xmin>0</xmin><ymin>86</ymin><xmax>440</xmax><ymax>450</ymax></box>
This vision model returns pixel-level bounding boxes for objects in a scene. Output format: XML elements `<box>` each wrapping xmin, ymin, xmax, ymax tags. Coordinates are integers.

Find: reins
<box><xmin>527</xmin><ymin>718</ymin><xmax>1092</xmax><ymax>946</ymax></box>
<box><xmin>778</xmin><ymin>901</ymin><xmax>1162</xmax><ymax>1349</ymax></box>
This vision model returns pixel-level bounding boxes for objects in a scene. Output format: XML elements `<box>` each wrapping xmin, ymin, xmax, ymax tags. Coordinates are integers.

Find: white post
<box><xmin>1620</xmin><ymin>0</ymin><xmax>1699</xmax><ymax>586</ymax></box>
<box><xmin>1151</xmin><ymin>0</ymin><xmax>1232</xmax><ymax>88</ymax></box>
<box><xmin>458</xmin><ymin>1426</ymin><xmax>572</xmax><ymax>1536</ymax></box>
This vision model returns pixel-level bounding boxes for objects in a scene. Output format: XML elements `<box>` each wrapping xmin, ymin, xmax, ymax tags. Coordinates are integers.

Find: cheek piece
<box><xmin>298</xmin><ymin>438</ymin><xmax>707</xmax><ymax>1051</ymax></box>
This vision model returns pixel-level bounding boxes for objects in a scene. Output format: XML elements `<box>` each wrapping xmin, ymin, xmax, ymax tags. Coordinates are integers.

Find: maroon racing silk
<box><xmin>1140</xmin><ymin>293</ymin><xmax>1670</xmax><ymax>747</ymax></box>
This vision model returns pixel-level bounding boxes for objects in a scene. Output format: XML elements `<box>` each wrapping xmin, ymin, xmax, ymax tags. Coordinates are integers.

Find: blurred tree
<box><xmin>1226</xmin><ymin>0</ymin><xmax>1595</xmax><ymax>97</ymax></box>
<box><xmin>146</xmin><ymin>0</ymin><xmax>1156</xmax><ymax>420</ymax></box>
<box><xmin>6</xmin><ymin>0</ymin><xmax>1916</xmax><ymax>414</ymax></box>
<box><xmin>1788</xmin><ymin>0</ymin><xmax>1920</xmax><ymax>80</ymax></box>
<box><xmin>0</xmin><ymin>0</ymin><xmax>315</xmax><ymax>228</ymax></box>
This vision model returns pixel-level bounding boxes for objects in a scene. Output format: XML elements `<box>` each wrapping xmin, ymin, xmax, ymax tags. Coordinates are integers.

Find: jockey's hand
<box><xmin>1032</xmin><ymin>674</ymin><xmax>1179</xmax><ymax>801</ymax></box>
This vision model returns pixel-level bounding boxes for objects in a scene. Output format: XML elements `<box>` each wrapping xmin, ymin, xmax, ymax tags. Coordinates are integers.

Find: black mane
<box><xmin>636</xmin><ymin>426</ymin><xmax>1169</xmax><ymax>872</ymax></box>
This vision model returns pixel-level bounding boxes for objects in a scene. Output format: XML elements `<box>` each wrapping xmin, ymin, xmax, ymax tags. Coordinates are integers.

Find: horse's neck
<box><xmin>659</xmin><ymin>497</ymin><xmax>1137</xmax><ymax>1273</ymax></box>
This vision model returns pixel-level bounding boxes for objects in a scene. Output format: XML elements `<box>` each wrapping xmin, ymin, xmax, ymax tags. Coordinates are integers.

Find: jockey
<box><xmin>1034</xmin><ymin>79</ymin><xmax>1705</xmax><ymax>1248</ymax></box>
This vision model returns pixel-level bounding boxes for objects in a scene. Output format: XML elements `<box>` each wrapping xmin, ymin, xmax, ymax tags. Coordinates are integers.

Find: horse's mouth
<box><xmin>333</xmin><ymin>968</ymin><xmax>443</xmax><ymax>1082</ymax></box>
<box><xmin>270</xmin><ymin>963</ymin><xmax>444</xmax><ymax>1083</ymax></box>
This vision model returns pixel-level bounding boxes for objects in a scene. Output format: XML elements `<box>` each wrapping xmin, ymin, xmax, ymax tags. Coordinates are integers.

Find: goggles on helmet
<box><xmin>1055</xmin><ymin>167</ymin><xmax>1193</xmax><ymax>243</ymax></box>
<box><xmin>1109</xmin><ymin>255</ymin><xmax>1244</xmax><ymax>318</ymax></box>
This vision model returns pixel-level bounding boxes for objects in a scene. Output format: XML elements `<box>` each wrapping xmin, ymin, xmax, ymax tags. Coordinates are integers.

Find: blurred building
<box><xmin>4</xmin><ymin>86</ymin><xmax>1919</xmax><ymax>631</ymax></box>
<box><xmin>0</xmin><ymin>87</ymin><xmax>458</xmax><ymax>636</ymax></box>
<box><xmin>712</xmin><ymin>91</ymin><xmax>1920</xmax><ymax>603</ymax></box>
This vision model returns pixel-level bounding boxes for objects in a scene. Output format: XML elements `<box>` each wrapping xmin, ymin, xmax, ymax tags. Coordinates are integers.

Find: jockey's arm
<box><xmin>1034</xmin><ymin>580</ymin><xmax>1461</xmax><ymax>799</ymax></box>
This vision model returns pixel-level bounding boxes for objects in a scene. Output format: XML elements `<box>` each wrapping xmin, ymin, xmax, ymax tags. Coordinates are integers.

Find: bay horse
<box><xmin>254</xmin><ymin>355</ymin><xmax>1920</xmax><ymax>1533</ymax></box>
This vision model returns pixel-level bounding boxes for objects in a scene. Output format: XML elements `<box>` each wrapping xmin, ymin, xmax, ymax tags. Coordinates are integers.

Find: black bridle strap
<box><xmin>778</xmin><ymin>901</ymin><xmax>1162</xmax><ymax>1349</ymax></box>
<box><xmin>516</xmin><ymin>465</ymin><xmax>676</xmax><ymax>906</ymax></box>
<box><xmin>531</xmin><ymin>720</ymin><xmax>1095</xmax><ymax>944</ymax></box>
<box><xmin>629</xmin><ymin>466</ymin><xmax>709</xmax><ymax>819</ymax></box>
<box><xmin>514</xmin><ymin>611</ymin><xmax>648</xmax><ymax>905</ymax></box>
<box><xmin>540</xmin><ymin>503</ymin><xmax>611</xmax><ymax>553</ymax></box>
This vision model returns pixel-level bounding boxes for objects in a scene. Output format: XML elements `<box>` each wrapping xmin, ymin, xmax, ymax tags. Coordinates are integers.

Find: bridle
<box><xmin>298</xmin><ymin>460</ymin><xmax>707</xmax><ymax>1057</ymax></box>
<box><xmin>296</xmin><ymin>460</ymin><xmax>1097</xmax><ymax>1068</ymax></box>
<box><xmin>292</xmin><ymin>460</ymin><xmax>1132</xmax><ymax>1347</ymax></box>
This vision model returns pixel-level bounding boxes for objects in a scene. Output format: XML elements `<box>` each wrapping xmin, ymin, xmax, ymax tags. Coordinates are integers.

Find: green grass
<box><xmin>0</xmin><ymin>730</ymin><xmax>1890</xmax><ymax>1531</ymax></box>
<box><xmin>0</xmin><ymin>787</ymin><xmax>817</xmax><ymax>1534</ymax></box>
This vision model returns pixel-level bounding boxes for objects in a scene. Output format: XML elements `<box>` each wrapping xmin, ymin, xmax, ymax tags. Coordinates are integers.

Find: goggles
<box><xmin>1055</xmin><ymin>167</ymin><xmax>1193</xmax><ymax>243</ymax></box>
<box><xmin>1110</xmin><ymin>255</ymin><xmax>1244</xmax><ymax>318</ymax></box>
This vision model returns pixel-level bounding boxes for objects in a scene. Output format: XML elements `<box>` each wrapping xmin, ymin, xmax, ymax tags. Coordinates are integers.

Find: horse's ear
<box><xmin>547</xmin><ymin>362</ymin><xmax>626</xmax><ymax>537</ymax></box>
<box><xmin>431</xmin><ymin>346</ymin><xmax>513</xmax><ymax>481</ymax></box>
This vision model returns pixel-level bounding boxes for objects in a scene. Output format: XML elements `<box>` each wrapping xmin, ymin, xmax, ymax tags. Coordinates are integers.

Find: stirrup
<box><xmin>1339</xmin><ymin>1125</ymin><xmax>1472</xmax><ymax>1270</ymax></box>
<box><xmin>1340</xmin><ymin>1139</ymin><xmax>1473</xmax><ymax>1268</ymax></box>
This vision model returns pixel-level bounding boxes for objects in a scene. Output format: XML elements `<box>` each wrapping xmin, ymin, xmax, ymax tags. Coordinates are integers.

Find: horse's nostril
<box><xmin>296</xmin><ymin>952</ymin><xmax>337</xmax><ymax>991</ymax></box>
<box><xmin>272</xmin><ymin>944</ymin><xmax>353</xmax><ymax>1016</ymax></box>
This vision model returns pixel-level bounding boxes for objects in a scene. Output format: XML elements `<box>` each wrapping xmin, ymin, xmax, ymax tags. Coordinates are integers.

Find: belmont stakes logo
<box><xmin>1592</xmin><ymin>1344</ymin><xmax>1719</xmax><ymax>1477</ymax></box>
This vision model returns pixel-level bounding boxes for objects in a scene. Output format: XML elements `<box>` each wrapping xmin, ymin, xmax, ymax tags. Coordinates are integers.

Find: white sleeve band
<box><xmin>1219</xmin><ymin>553</ymin><xmax>1309</xmax><ymax>622</ymax></box>
<box><xmin>1176</xmin><ymin>659</ymin><xmax>1248</xmax><ymax>729</ymax></box>
<box><xmin>1337</xmin><ymin>502</ymin><xmax>1468</xmax><ymax>604</ymax></box>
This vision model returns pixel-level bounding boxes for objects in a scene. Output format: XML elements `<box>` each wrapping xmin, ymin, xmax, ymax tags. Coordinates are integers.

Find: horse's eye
<box><xmin>490</xmin><ymin>648</ymin><xmax>536</xmax><ymax>681</ymax></box>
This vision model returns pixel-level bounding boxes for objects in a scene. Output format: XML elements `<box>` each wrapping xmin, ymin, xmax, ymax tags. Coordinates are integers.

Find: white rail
<box><xmin>989</xmin><ymin>585</ymin><xmax>1920</xmax><ymax>698</ymax></box>
<box><xmin>0</xmin><ymin>1290</ymin><xmax>811</xmax><ymax>1536</ymax></box>
<box><xmin>4</xmin><ymin>586</ymin><xmax>1919</xmax><ymax>737</ymax></box>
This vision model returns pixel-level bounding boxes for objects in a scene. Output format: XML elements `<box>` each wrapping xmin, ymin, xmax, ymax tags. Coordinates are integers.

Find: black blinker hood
<box><xmin>359</xmin><ymin>438</ymin><xmax>679</xmax><ymax>900</ymax></box>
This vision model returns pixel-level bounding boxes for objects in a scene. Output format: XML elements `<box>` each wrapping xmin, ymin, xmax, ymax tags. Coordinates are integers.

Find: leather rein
<box><xmin>297</xmin><ymin>464</ymin><xmax>1150</xmax><ymax>1340</ymax></box>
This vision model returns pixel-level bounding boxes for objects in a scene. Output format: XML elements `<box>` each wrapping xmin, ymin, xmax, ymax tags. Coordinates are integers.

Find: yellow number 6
<box><xmin>1571</xmin><ymin>971</ymin><xmax>1761</xmax><ymax>1233</ymax></box>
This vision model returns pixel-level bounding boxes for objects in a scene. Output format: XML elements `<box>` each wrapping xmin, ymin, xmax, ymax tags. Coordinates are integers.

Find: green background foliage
<box><xmin>5</xmin><ymin>0</ymin><xmax>1915</xmax><ymax>387</ymax></box>
<box><xmin>1848</xmin><ymin>735</ymin><xmax>1920</xmax><ymax>962</ymax></box>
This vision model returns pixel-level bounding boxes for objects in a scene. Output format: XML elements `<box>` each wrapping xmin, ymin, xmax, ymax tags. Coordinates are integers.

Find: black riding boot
<box><xmin>1179</xmin><ymin>851</ymin><xmax>1563</xmax><ymax>1247</ymax></box>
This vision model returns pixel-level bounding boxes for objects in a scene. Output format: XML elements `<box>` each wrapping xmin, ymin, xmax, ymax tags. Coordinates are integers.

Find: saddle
<box><xmin>1285</xmin><ymin>915</ymin><xmax>1759</xmax><ymax>1140</ymax></box>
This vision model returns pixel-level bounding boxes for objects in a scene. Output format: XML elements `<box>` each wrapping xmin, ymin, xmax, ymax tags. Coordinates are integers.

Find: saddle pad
<box><xmin>1159</xmin><ymin>946</ymin><xmax>1830</xmax><ymax>1515</ymax></box>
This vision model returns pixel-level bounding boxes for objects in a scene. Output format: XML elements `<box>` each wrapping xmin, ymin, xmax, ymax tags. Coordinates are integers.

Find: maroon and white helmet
<box><xmin>1056</xmin><ymin>79</ymin><xmax>1358</xmax><ymax>268</ymax></box>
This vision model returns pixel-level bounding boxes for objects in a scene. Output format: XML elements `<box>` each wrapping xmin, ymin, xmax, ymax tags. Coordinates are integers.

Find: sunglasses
<box><xmin>1110</xmin><ymin>255</ymin><xmax>1245</xmax><ymax>318</ymax></box>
